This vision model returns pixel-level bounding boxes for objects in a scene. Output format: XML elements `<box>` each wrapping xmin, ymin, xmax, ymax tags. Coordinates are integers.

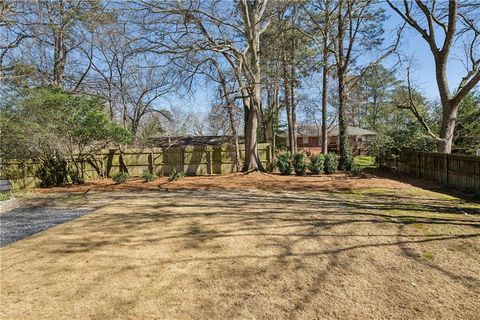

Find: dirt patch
<box><xmin>1</xmin><ymin>185</ymin><xmax>479</xmax><ymax>319</ymax></box>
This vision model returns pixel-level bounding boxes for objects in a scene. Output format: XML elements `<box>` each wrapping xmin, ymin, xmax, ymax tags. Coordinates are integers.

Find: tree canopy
<box><xmin>1</xmin><ymin>0</ymin><xmax>479</xmax><ymax>179</ymax></box>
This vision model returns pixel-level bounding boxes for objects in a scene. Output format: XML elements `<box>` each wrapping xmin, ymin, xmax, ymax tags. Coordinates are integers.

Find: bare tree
<box><xmin>83</xmin><ymin>17</ymin><xmax>175</xmax><ymax>139</ymax></box>
<box><xmin>1</xmin><ymin>0</ymin><xmax>106</xmax><ymax>88</ymax></box>
<box><xmin>387</xmin><ymin>0</ymin><xmax>480</xmax><ymax>153</ymax></box>
<box><xmin>0</xmin><ymin>1</ymin><xmax>33</xmax><ymax>78</ymax></box>
<box><xmin>134</xmin><ymin>0</ymin><xmax>271</xmax><ymax>172</ymax></box>
<box><xmin>320</xmin><ymin>0</ymin><xmax>333</xmax><ymax>154</ymax></box>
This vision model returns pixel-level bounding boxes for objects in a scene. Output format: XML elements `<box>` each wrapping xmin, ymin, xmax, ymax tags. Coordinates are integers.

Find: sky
<box><xmin>175</xmin><ymin>4</ymin><xmax>477</xmax><ymax>116</ymax></box>
<box><xmin>384</xmin><ymin>11</ymin><xmax>470</xmax><ymax>102</ymax></box>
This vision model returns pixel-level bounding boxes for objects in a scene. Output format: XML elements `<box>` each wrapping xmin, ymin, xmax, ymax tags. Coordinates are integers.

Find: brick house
<box><xmin>285</xmin><ymin>125</ymin><xmax>377</xmax><ymax>155</ymax></box>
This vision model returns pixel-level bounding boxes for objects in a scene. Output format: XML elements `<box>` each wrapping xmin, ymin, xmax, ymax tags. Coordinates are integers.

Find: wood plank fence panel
<box><xmin>1</xmin><ymin>143</ymin><xmax>272</xmax><ymax>189</ymax></box>
<box><xmin>396</xmin><ymin>151</ymin><xmax>480</xmax><ymax>194</ymax></box>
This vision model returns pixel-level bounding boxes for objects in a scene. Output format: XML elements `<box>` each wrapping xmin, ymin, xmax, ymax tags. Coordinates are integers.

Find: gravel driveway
<box><xmin>0</xmin><ymin>207</ymin><xmax>88</xmax><ymax>247</ymax></box>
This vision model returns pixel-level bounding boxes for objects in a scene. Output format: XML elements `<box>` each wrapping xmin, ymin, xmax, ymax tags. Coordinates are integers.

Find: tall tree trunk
<box><xmin>337</xmin><ymin>69</ymin><xmax>350</xmax><ymax>169</ymax></box>
<box><xmin>290</xmin><ymin>41</ymin><xmax>297</xmax><ymax>154</ymax></box>
<box><xmin>53</xmin><ymin>32</ymin><xmax>66</xmax><ymax>87</ymax></box>
<box><xmin>337</xmin><ymin>1</ymin><xmax>351</xmax><ymax>170</ymax></box>
<box><xmin>282</xmin><ymin>49</ymin><xmax>294</xmax><ymax>155</ymax></box>
<box><xmin>321</xmin><ymin>61</ymin><xmax>329</xmax><ymax>154</ymax></box>
<box><xmin>438</xmin><ymin>103</ymin><xmax>458</xmax><ymax>153</ymax></box>
<box><xmin>321</xmin><ymin>1</ymin><xmax>330</xmax><ymax>155</ymax></box>
<box><xmin>243</xmin><ymin>1</ymin><xmax>265</xmax><ymax>172</ymax></box>
<box><xmin>260</xmin><ymin>93</ymin><xmax>269</xmax><ymax>143</ymax></box>
<box><xmin>272</xmin><ymin>78</ymin><xmax>280</xmax><ymax>153</ymax></box>
<box><xmin>244</xmin><ymin>104</ymin><xmax>261</xmax><ymax>171</ymax></box>
<box><xmin>52</xmin><ymin>0</ymin><xmax>67</xmax><ymax>88</ymax></box>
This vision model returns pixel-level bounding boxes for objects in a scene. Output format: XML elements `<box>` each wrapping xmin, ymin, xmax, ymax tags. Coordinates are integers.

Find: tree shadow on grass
<box><xmin>4</xmin><ymin>188</ymin><xmax>480</xmax><ymax>318</ymax></box>
<box><xmin>367</xmin><ymin>168</ymin><xmax>480</xmax><ymax>203</ymax></box>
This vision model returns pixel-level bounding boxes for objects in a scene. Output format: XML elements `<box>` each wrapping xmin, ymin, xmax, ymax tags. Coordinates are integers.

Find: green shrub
<box><xmin>35</xmin><ymin>157</ymin><xmax>71</xmax><ymax>187</ymax></box>
<box><xmin>350</xmin><ymin>164</ymin><xmax>364</xmax><ymax>176</ymax></box>
<box><xmin>0</xmin><ymin>164</ymin><xmax>23</xmax><ymax>180</ymax></box>
<box><xmin>168</xmin><ymin>169</ymin><xmax>185</xmax><ymax>181</ymax></box>
<box><xmin>68</xmin><ymin>166</ymin><xmax>84</xmax><ymax>184</ymax></box>
<box><xmin>112</xmin><ymin>171</ymin><xmax>129</xmax><ymax>184</ymax></box>
<box><xmin>0</xmin><ymin>192</ymin><xmax>12</xmax><ymax>201</ymax></box>
<box><xmin>141</xmin><ymin>170</ymin><xmax>155</xmax><ymax>182</ymax></box>
<box><xmin>367</xmin><ymin>134</ymin><xmax>397</xmax><ymax>166</ymax></box>
<box><xmin>324</xmin><ymin>153</ymin><xmax>338</xmax><ymax>174</ymax></box>
<box><xmin>309</xmin><ymin>154</ymin><xmax>325</xmax><ymax>174</ymax></box>
<box><xmin>338</xmin><ymin>149</ymin><xmax>353</xmax><ymax>171</ymax></box>
<box><xmin>275</xmin><ymin>151</ymin><xmax>292</xmax><ymax>175</ymax></box>
<box><xmin>293</xmin><ymin>152</ymin><xmax>308</xmax><ymax>176</ymax></box>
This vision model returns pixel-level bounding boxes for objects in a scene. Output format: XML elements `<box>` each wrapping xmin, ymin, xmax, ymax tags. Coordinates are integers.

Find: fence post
<box><xmin>395</xmin><ymin>152</ymin><xmax>399</xmax><ymax>172</ymax></box>
<box><xmin>417</xmin><ymin>153</ymin><xmax>421</xmax><ymax>177</ymax></box>
<box><xmin>208</xmin><ymin>147</ymin><xmax>213</xmax><ymax>174</ymax></box>
<box><xmin>444</xmin><ymin>154</ymin><xmax>449</xmax><ymax>185</ymax></box>
<box><xmin>181</xmin><ymin>147</ymin><xmax>184</xmax><ymax>173</ymax></box>
<box><xmin>22</xmin><ymin>162</ymin><xmax>27</xmax><ymax>189</ymax></box>
<box><xmin>148</xmin><ymin>149</ymin><xmax>154</xmax><ymax>174</ymax></box>
<box><xmin>160</xmin><ymin>148</ymin><xmax>165</xmax><ymax>176</ymax></box>
<box><xmin>266</xmin><ymin>144</ymin><xmax>272</xmax><ymax>169</ymax></box>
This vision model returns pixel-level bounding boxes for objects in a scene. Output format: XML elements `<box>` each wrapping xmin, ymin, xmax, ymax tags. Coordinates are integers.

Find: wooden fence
<box><xmin>389</xmin><ymin>151</ymin><xmax>480</xmax><ymax>193</ymax></box>
<box><xmin>0</xmin><ymin>143</ymin><xmax>272</xmax><ymax>189</ymax></box>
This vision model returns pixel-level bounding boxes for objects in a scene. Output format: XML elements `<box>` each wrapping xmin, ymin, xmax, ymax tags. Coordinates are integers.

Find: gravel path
<box><xmin>0</xmin><ymin>207</ymin><xmax>88</xmax><ymax>247</ymax></box>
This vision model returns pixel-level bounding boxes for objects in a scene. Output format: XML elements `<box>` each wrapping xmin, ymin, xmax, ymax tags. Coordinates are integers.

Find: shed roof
<box><xmin>146</xmin><ymin>135</ymin><xmax>244</xmax><ymax>147</ymax></box>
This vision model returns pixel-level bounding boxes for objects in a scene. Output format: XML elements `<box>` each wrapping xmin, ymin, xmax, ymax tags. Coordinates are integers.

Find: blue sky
<box><xmin>178</xmin><ymin>5</ymin><xmax>477</xmax><ymax>115</ymax></box>
<box><xmin>385</xmin><ymin>12</ymin><xmax>470</xmax><ymax>102</ymax></box>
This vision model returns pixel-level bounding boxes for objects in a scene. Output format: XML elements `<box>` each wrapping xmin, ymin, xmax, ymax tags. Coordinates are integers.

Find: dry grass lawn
<box><xmin>1</xmin><ymin>173</ymin><xmax>480</xmax><ymax>319</ymax></box>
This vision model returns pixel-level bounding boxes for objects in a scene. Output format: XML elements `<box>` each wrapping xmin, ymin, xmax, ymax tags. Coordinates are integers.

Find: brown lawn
<box><xmin>32</xmin><ymin>171</ymin><xmax>432</xmax><ymax>193</ymax></box>
<box><xmin>1</xmin><ymin>172</ymin><xmax>479</xmax><ymax>319</ymax></box>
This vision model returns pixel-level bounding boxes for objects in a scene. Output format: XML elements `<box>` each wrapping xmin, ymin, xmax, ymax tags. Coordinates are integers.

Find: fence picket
<box><xmin>1</xmin><ymin>143</ymin><xmax>271</xmax><ymax>189</ymax></box>
<box><xmin>395</xmin><ymin>151</ymin><xmax>480</xmax><ymax>194</ymax></box>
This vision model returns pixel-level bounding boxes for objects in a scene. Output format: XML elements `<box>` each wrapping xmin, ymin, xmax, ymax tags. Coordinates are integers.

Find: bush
<box><xmin>0</xmin><ymin>164</ymin><xmax>23</xmax><ymax>180</ymax></box>
<box><xmin>168</xmin><ymin>169</ymin><xmax>185</xmax><ymax>181</ymax></box>
<box><xmin>293</xmin><ymin>152</ymin><xmax>308</xmax><ymax>175</ymax></box>
<box><xmin>35</xmin><ymin>157</ymin><xmax>71</xmax><ymax>187</ymax></box>
<box><xmin>350</xmin><ymin>164</ymin><xmax>364</xmax><ymax>176</ymax></box>
<box><xmin>275</xmin><ymin>151</ymin><xmax>292</xmax><ymax>175</ymax></box>
<box><xmin>112</xmin><ymin>171</ymin><xmax>129</xmax><ymax>184</ymax></box>
<box><xmin>0</xmin><ymin>192</ymin><xmax>12</xmax><ymax>201</ymax></box>
<box><xmin>1</xmin><ymin>87</ymin><xmax>132</xmax><ymax>177</ymax></box>
<box><xmin>367</xmin><ymin>134</ymin><xmax>397</xmax><ymax>166</ymax></box>
<box><xmin>338</xmin><ymin>149</ymin><xmax>353</xmax><ymax>171</ymax></box>
<box><xmin>309</xmin><ymin>154</ymin><xmax>325</xmax><ymax>175</ymax></box>
<box><xmin>141</xmin><ymin>170</ymin><xmax>155</xmax><ymax>182</ymax></box>
<box><xmin>324</xmin><ymin>153</ymin><xmax>338</xmax><ymax>174</ymax></box>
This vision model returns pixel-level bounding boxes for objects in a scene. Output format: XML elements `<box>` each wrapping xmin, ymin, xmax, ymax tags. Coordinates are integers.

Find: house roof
<box><xmin>295</xmin><ymin>124</ymin><xmax>377</xmax><ymax>137</ymax></box>
<box><xmin>146</xmin><ymin>135</ymin><xmax>244</xmax><ymax>147</ymax></box>
<box><xmin>328</xmin><ymin>126</ymin><xmax>377</xmax><ymax>136</ymax></box>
